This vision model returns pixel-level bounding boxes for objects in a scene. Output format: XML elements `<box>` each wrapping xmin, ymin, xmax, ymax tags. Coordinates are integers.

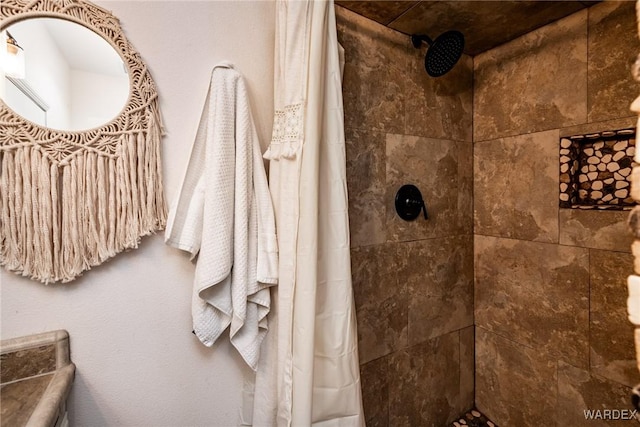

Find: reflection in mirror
<box><xmin>0</xmin><ymin>0</ymin><xmax>166</xmax><ymax>284</ymax></box>
<box><xmin>0</xmin><ymin>18</ymin><xmax>130</xmax><ymax>131</ymax></box>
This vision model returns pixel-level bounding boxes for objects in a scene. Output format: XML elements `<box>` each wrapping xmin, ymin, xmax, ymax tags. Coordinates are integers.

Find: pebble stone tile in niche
<box><xmin>448</xmin><ymin>409</ymin><xmax>498</xmax><ymax>427</ymax></box>
<box><xmin>559</xmin><ymin>128</ymin><xmax>636</xmax><ymax>210</ymax></box>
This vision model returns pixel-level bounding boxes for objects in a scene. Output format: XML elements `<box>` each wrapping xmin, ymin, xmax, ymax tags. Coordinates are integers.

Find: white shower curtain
<box><xmin>250</xmin><ymin>0</ymin><xmax>364</xmax><ymax>425</ymax></box>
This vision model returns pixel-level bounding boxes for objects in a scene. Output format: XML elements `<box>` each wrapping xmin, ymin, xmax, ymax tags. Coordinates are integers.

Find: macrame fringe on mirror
<box><xmin>0</xmin><ymin>0</ymin><xmax>166</xmax><ymax>284</ymax></box>
<box><xmin>629</xmin><ymin>0</ymin><xmax>640</xmax><ymax>410</ymax></box>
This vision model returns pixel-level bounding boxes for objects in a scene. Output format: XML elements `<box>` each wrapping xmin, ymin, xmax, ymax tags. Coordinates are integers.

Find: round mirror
<box><xmin>0</xmin><ymin>18</ymin><xmax>130</xmax><ymax>131</ymax></box>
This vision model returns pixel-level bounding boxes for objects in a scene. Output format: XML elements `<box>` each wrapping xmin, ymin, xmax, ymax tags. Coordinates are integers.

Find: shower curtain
<box><xmin>250</xmin><ymin>0</ymin><xmax>364</xmax><ymax>425</ymax></box>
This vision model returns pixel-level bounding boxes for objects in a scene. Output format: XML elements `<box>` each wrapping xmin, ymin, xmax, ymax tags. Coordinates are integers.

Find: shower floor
<box><xmin>449</xmin><ymin>409</ymin><xmax>497</xmax><ymax>427</ymax></box>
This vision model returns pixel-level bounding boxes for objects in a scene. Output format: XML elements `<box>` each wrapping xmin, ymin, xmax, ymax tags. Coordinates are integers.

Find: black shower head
<box><xmin>411</xmin><ymin>30</ymin><xmax>465</xmax><ymax>77</ymax></box>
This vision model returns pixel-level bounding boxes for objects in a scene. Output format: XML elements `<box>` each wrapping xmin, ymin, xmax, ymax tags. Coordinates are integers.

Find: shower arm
<box><xmin>411</xmin><ymin>34</ymin><xmax>434</xmax><ymax>48</ymax></box>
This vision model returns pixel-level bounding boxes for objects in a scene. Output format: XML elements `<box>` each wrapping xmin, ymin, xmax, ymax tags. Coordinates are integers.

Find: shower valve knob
<box><xmin>395</xmin><ymin>184</ymin><xmax>428</xmax><ymax>221</ymax></box>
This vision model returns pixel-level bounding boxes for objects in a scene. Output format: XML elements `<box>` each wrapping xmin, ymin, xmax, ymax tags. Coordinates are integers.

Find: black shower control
<box><xmin>395</xmin><ymin>184</ymin><xmax>428</xmax><ymax>221</ymax></box>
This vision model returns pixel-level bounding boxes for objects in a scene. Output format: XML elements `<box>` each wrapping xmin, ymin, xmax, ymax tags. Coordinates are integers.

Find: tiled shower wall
<box><xmin>335</xmin><ymin>6</ymin><xmax>475</xmax><ymax>426</ymax></box>
<box><xmin>473</xmin><ymin>2</ymin><xmax>639</xmax><ymax>425</ymax></box>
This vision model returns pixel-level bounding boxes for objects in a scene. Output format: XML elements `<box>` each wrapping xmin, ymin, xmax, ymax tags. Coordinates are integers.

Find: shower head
<box><xmin>411</xmin><ymin>30</ymin><xmax>465</xmax><ymax>77</ymax></box>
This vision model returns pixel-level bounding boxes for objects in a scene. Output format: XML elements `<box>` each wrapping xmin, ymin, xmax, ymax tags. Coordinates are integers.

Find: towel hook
<box><xmin>395</xmin><ymin>184</ymin><xmax>428</xmax><ymax>221</ymax></box>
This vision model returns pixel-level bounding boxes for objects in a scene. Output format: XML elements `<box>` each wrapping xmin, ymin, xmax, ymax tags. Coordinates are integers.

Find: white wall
<box><xmin>0</xmin><ymin>1</ymin><xmax>275</xmax><ymax>426</ymax></box>
<box><xmin>70</xmin><ymin>68</ymin><xmax>128</xmax><ymax>130</ymax></box>
<box><xmin>7</xmin><ymin>19</ymin><xmax>71</xmax><ymax>129</ymax></box>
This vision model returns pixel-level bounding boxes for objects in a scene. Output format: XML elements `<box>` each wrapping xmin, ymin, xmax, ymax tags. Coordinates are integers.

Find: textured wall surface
<box><xmin>0</xmin><ymin>2</ymin><xmax>275</xmax><ymax>425</ymax></box>
<box><xmin>336</xmin><ymin>5</ymin><xmax>475</xmax><ymax>426</ymax></box>
<box><xmin>474</xmin><ymin>2</ymin><xmax>639</xmax><ymax>425</ymax></box>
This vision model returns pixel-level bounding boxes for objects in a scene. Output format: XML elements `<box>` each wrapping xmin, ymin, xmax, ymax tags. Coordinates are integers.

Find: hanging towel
<box><xmin>629</xmin><ymin>275</ymin><xmax>640</xmax><ymax>325</ymax></box>
<box><xmin>165</xmin><ymin>62</ymin><xmax>278</xmax><ymax>370</ymax></box>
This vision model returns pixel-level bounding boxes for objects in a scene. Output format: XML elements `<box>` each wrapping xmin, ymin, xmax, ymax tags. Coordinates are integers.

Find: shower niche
<box><xmin>559</xmin><ymin>128</ymin><xmax>636</xmax><ymax>210</ymax></box>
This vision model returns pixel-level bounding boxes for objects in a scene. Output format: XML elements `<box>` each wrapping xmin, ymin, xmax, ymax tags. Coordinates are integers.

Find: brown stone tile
<box><xmin>389</xmin><ymin>331</ymin><xmax>461</xmax><ymax>426</ymax></box>
<box><xmin>360</xmin><ymin>356</ymin><xmax>390</xmax><ymax>427</ymax></box>
<box><xmin>474</xmin><ymin>130</ymin><xmax>559</xmax><ymax>243</ymax></box>
<box><xmin>588</xmin><ymin>1</ymin><xmax>639</xmax><ymax>123</ymax></box>
<box><xmin>0</xmin><ymin>374</ymin><xmax>54</xmax><ymax>426</ymax></box>
<box><xmin>560</xmin><ymin>116</ymin><xmax>636</xmax><ymax>138</ymax></box>
<box><xmin>475</xmin><ymin>235</ymin><xmax>590</xmax><ymax>368</ymax></box>
<box><xmin>351</xmin><ymin>244</ymin><xmax>408</xmax><ymax>364</ymax></box>
<box><xmin>386</xmin><ymin>134</ymin><xmax>459</xmax><ymax>242</ymax></box>
<box><xmin>404</xmin><ymin>51</ymin><xmax>473</xmax><ymax>142</ymax></box>
<box><xmin>345</xmin><ymin>127</ymin><xmax>386</xmax><ymax>248</ymax></box>
<box><xmin>475</xmin><ymin>328</ymin><xmax>557</xmax><ymax>426</ymax></box>
<box><xmin>335</xmin><ymin>1</ymin><xmax>418</xmax><ymax>26</ymax></box>
<box><xmin>558</xmin><ymin>361</ymin><xmax>637</xmax><ymax>426</ymax></box>
<box><xmin>389</xmin><ymin>1</ymin><xmax>589</xmax><ymax>56</ymax></box>
<box><xmin>474</xmin><ymin>10</ymin><xmax>588</xmax><ymax>141</ymax></box>
<box><xmin>336</xmin><ymin>5</ymin><xmax>408</xmax><ymax>135</ymax></box>
<box><xmin>590</xmin><ymin>249</ymin><xmax>639</xmax><ymax>388</ymax></box>
<box><xmin>559</xmin><ymin>209</ymin><xmax>632</xmax><ymax>252</ymax></box>
<box><xmin>401</xmin><ymin>236</ymin><xmax>473</xmax><ymax>346</ymax></box>
<box><xmin>458</xmin><ymin>140</ymin><xmax>473</xmax><ymax>235</ymax></box>
<box><xmin>459</xmin><ymin>326</ymin><xmax>475</xmax><ymax>414</ymax></box>
<box><xmin>0</xmin><ymin>345</ymin><xmax>56</xmax><ymax>384</ymax></box>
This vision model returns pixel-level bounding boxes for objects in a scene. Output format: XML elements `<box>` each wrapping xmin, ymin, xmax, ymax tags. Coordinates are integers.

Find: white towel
<box><xmin>165</xmin><ymin>63</ymin><xmax>278</xmax><ymax>370</ymax></box>
<box><xmin>629</xmin><ymin>275</ymin><xmax>640</xmax><ymax>326</ymax></box>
